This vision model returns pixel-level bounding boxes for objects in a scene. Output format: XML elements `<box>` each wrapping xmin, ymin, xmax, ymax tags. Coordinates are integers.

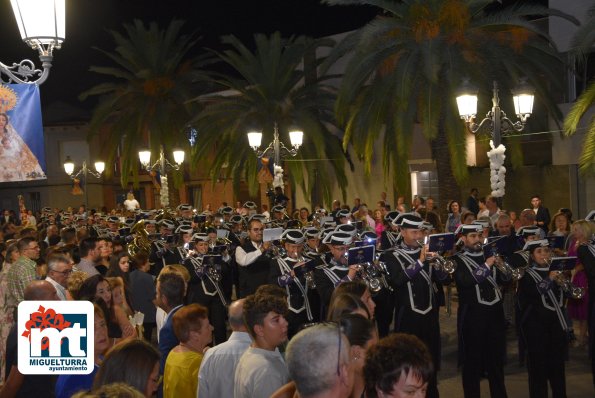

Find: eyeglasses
<box><xmin>52</xmin><ymin>269</ymin><xmax>73</xmax><ymax>275</ymax></box>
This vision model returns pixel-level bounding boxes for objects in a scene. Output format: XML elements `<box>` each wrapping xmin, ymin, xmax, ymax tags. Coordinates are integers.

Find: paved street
<box><xmin>435</xmin><ymin>302</ymin><xmax>593</xmax><ymax>397</ymax></box>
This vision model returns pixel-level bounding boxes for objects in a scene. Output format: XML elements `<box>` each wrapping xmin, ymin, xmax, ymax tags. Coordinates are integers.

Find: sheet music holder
<box><xmin>426</xmin><ymin>233</ymin><xmax>455</xmax><ymax>253</ymax></box>
<box><xmin>347</xmin><ymin>245</ymin><xmax>375</xmax><ymax>265</ymax></box>
<box><xmin>263</xmin><ymin>227</ymin><xmax>284</xmax><ymax>242</ymax></box>
<box><xmin>548</xmin><ymin>256</ymin><xmax>577</xmax><ymax>271</ymax></box>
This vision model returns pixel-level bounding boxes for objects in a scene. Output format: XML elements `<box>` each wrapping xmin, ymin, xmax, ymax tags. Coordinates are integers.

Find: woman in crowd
<box><xmin>460</xmin><ymin>211</ymin><xmax>476</xmax><ymax>225</ymax></box>
<box><xmin>77</xmin><ymin>274</ymin><xmax>136</xmax><ymax>344</ymax></box>
<box><xmin>107</xmin><ymin>276</ymin><xmax>134</xmax><ymax>318</ymax></box>
<box><xmin>130</xmin><ymin>250</ymin><xmax>157</xmax><ymax>342</ymax></box>
<box><xmin>549</xmin><ymin>211</ymin><xmax>572</xmax><ymax>251</ymax></box>
<box><xmin>163</xmin><ymin>303</ymin><xmax>213</xmax><ymax>397</ymax></box>
<box><xmin>327</xmin><ymin>292</ymin><xmax>371</xmax><ymax>321</ymax></box>
<box><xmin>340</xmin><ymin>313</ymin><xmax>379</xmax><ymax>398</ymax></box>
<box><xmin>93</xmin><ymin>339</ymin><xmax>161</xmax><ymax>398</ymax></box>
<box><xmin>96</xmin><ymin>237</ymin><xmax>113</xmax><ymax>275</ymax></box>
<box><xmin>445</xmin><ymin>200</ymin><xmax>462</xmax><ymax>233</ymax></box>
<box><xmin>107</xmin><ymin>250</ymin><xmax>131</xmax><ymax>285</ymax></box>
<box><xmin>568</xmin><ymin>221</ymin><xmax>592</xmax><ymax>349</ymax></box>
<box><xmin>364</xmin><ymin>333</ymin><xmax>434</xmax><ymax>398</ymax></box>
<box><xmin>331</xmin><ymin>280</ymin><xmax>376</xmax><ymax>319</ymax></box>
<box><xmin>55</xmin><ymin>304</ymin><xmax>111</xmax><ymax>398</ymax></box>
<box><xmin>517</xmin><ymin>240</ymin><xmax>568</xmax><ymax>398</ymax></box>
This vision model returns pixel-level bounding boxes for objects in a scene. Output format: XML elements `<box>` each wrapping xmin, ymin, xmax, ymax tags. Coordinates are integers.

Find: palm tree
<box><xmin>324</xmin><ymin>0</ymin><xmax>577</xmax><ymax>207</ymax></box>
<box><xmin>189</xmin><ymin>32</ymin><xmax>350</xmax><ymax>206</ymax></box>
<box><xmin>80</xmin><ymin>19</ymin><xmax>209</xmax><ymax>206</ymax></box>
<box><xmin>563</xmin><ymin>4</ymin><xmax>595</xmax><ymax>174</ymax></box>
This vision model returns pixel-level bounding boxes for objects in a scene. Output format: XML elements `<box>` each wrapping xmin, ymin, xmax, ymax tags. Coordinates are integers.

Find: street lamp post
<box><xmin>1</xmin><ymin>0</ymin><xmax>65</xmax><ymax>85</ymax></box>
<box><xmin>63</xmin><ymin>157</ymin><xmax>105</xmax><ymax>212</ymax></box>
<box><xmin>138</xmin><ymin>145</ymin><xmax>185</xmax><ymax>208</ymax></box>
<box><xmin>247</xmin><ymin>122</ymin><xmax>303</xmax><ymax>189</ymax></box>
<box><xmin>456</xmin><ymin>80</ymin><xmax>534</xmax><ymax>198</ymax></box>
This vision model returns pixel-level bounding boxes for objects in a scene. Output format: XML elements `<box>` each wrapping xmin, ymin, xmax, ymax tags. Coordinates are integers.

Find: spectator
<box><xmin>156</xmin><ymin>272</ymin><xmax>186</xmax><ymax>374</ymax></box>
<box><xmin>71</xmin><ymin>383</ymin><xmax>144</xmax><ymax>398</ymax></box>
<box><xmin>352</xmin><ymin>198</ymin><xmax>361</xmax><ymax>214</ymax></box>
<box><xmin>55</xmin><ymin>304</ymin><xmax>111</xmax><ymax>398</ymax></box>
<box><xmin>163</xmin><ymin>304</ymin><xmax>213</xmax><ymax>397</ymax></box>
<box><xmin>477</xmin><ymin>197</ymin><xmax>489</xmax><ymax>219</ymax></box>
<box><xmin>106</xmin><ymin>276</ymin><xmax>134</xmax><ymax>318</ymax></box>
<box><xmin>284</xmin><ymin>322</ymin><xmax>353</xmax><ymax>398</ymax></box>
<box><xmin>330</xmin><ymin>281</ymin><xmax>376</xmax><ymax>319</ymax></box>
<box><xmin>531</xmin><ymin>195</ymin><xmax>551</xmax><ymax>235</ymax></box>
<box><xmin>123</xmin><ymin>192</ymin><xmax>141</xmax><ymax>212</ymax></box>
<box><xmin>485</xmin><ymin>195</ymin><xmax>502</xmax><ymax>227</ymax></box>
<box><xmin>0</xmin><ymin>243</ymin><xmax>19</xmax><ymax>382</ymax></box>
<box><xmin>130</xmin><ymin>251</ymin><xmax>157</xmax><ymax>342</ymax></box>
<box><xmin>6</xmin><ymin>237</ymin><xmax>40</xmax><ymax>310</ymax></box>
<box><xmin>93</xmin><ymin>339</ymin><xmax>161</xmax><ymax>398</ymax></box>
<box><xmin>327</xmin><ymin>293</ymin><xmax>371</xmax><ymax>321</ymax></box>
<box><xmin>198</xmin><ymin>299</ymin><xmax>251</xmax><ymax>398</ymax></box>
<box><xmin>364</xmin><ymin>333</ymin><xmax>434</xmax><ymax>398</ymax></box>
<box><xmin>76</xmin><ymin>237</ymin><xmax>101</xmax><ymax>276</ymax></box>
<box><xmin>95</xmin><ymin>237</ymin><xmax>112</xmax><ymax>276</ymax></box>
<box><xmin>461</xmin><ymin>211</ymin><xmax>476</xmax><ymax>225</ymax></box>
<box><xmin>45</xmin><ymin>255</ymin><xmax>73</xmax><ymax>300</ymax></box>
<box><xmin>466</xmin><ymin>188</ymin><xmax>480</xmax><ymax>215</ymax></box>
<box><xmin>445</xmin><ymin>200</ymin><xmax>462</xmax><ymax>233</ymax></box>
<box><xmin>234</xmin><ymin>293</ymin><xmax>290</xmax><ymax>398</ymax></box>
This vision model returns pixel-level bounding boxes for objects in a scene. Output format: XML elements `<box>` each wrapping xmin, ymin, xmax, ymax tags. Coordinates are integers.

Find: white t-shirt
<box><xmin>234</xmin><ymin>346</ymin><xmax>289</xmax><ymax>398</ymax></box>
<box><xmin>123</xmin><ymin>199</ymin><xmax>140</xmax><ymax>211</ymax></box>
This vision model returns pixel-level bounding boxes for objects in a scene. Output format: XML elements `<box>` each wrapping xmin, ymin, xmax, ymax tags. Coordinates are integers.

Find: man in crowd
<box><xmin>466</xmin><ymin>188</ymin><xmax>480</xmax><ymax>215</ymax></box>
<box><xmin>285</xmin><ymin>323</ymin><xmax>354</xmax><ymax>398</ymax></box>
<box><xmin>235</xmin><ymin>219</ymin><xmax>271</xmax><ymax>297</ymax></box>
<box><xmin>531</xmin><ymin>195</ymin><xmax>551</xmax><ymax>235</ymax></box>
<box><xmin>156</xmin><ymin>272</ymin><xmax>186</xmax><ymax>374</ymax></box>
<box><xmin>234</xmin><ymin>293</ymin><xmax>289</xmax><ymax>398</ymax></box>
<box><xmin>7</xmin><ymin>237</ymin><xmax>41</xmax><ymax>305</ymax></box>
<box><xmin>198</xmin><ymin>299</ymin><xmax>251</xmax><ymax>398</ymax></box>
<box><xmin>76</xmin><ymin>237</ymin><xmax>101</xmax><ymax>276</ymax></box>
<box><xmin>45</xmin><ymin>254</ymin><xmax>73</xmax><ymax>300</ymax></box>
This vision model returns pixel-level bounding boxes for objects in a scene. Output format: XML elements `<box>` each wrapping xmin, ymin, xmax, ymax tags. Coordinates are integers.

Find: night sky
<box><xmin>0</xmin><ymin>0</ymin><xmax>377</xmax><ymax>116</ymax></box>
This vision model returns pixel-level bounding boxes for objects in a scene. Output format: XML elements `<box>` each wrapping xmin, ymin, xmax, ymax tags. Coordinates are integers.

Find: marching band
<box><xmin>26</xmin><ymin>203</ymin><xmax>595</xmax><ymax>397</ymax></box>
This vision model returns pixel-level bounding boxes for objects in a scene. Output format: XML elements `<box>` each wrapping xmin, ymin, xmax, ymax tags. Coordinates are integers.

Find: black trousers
<box><xmin>395</xmin><ymin>306</ymin><xmax>441</xmax><ymax>398</ymax></box>
<box><xmin>521</xmin><ymin>314</ymin><xmax>567</xmax><ymax>398</ymax></box>
<box><xmin>373</xmin><ymin>289</ymin><xmax>394</xmax><ymax>338</ymax></box>
<box><xmin>460</xmin><ymin>305</ymin><xmax>508</xmax><ymax>398</ymax></box>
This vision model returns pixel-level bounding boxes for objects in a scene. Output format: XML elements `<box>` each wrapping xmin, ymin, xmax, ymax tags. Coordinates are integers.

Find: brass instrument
<box><xmin>481</xmin><ymin>240</ymin><xmax>523</xmax><ymax>280</ymax></box>
<box><xmin>416</xmin><ymin>240</ymin><xmax>457</xmax><ymax>274</ymax></box>
<box><xmin>127</xmin><ymin>219</ymin><xmax>152</xmax><ymax>258</ymax></box>
<box><xmin>295</xmin><ymin>254</ymin><xmax>316</xmax><ymax>289</ymax></box>
<box><xmin>546</xmin><ymin>258</ymin><xmax>585</xmax><ymax>299</ymax></box>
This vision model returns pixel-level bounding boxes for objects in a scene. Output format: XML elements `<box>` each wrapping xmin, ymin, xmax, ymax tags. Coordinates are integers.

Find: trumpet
<box><xmin>545</xmin><ymin>258</ymin><xmax>585</xmax><ymax>299</ymax></box>
<box><xmin>415</xmin><ymin>240</ymin><xmax>457</xmax><ymax>274</ymax></box>
<box><xmin>354</xmin><ymin>262</ymin><xmax>383</xmax><ymax>293</ymax></box>
<box><xmin>295</xmin><ymin>254</ymin><xmax>316</xmax><ymax>289</ymax></box>
<box><xmin>482</xmin><ymin>240</ymin><xmax>523</xmax><ymax>280</ymax></box>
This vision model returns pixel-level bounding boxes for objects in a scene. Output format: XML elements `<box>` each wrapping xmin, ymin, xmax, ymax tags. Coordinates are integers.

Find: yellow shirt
<box><xmin>163</xmin><ymin>349</ymin><xmax>203</xmax><ymax>398</ymax></box>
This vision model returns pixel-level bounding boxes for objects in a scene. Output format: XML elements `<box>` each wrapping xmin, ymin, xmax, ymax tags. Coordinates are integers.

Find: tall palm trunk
<box><xmin>432</xmin><ymin>123</ymin><xmax>461</xmax><ymax>214</ymax></box>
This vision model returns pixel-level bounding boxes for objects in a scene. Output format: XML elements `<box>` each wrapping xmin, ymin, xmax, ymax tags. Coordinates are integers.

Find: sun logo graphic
<box><xmin>18</xmin><ymin>301</ymin><xmax>94</xmax><ymax>374</ymax></box>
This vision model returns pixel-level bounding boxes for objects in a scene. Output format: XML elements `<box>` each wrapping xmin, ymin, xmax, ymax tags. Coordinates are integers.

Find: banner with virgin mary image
<box><xmin>0</xmin><ymin>84</ymin><xmax>46</xmax><ymax>182</ymax></box>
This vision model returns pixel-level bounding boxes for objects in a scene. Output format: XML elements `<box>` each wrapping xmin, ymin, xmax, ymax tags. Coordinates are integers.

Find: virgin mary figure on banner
<box><xmin>0</xmin><ymin>84</ymin><xmax>46</xmax><ymax>182</ymax></box>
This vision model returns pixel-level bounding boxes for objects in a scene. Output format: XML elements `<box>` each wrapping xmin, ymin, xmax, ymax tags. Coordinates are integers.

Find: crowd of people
<box><xmin>0</xmin><ymin>189</ymin><xmax>593</xmax><ymax>397</ymax></box>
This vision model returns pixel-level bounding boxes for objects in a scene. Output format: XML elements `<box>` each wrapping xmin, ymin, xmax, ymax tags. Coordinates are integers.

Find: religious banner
<box><xmin>0</xmin><ymin>84</ymin><xmax>46</xmax><ymax>182</ymax></box>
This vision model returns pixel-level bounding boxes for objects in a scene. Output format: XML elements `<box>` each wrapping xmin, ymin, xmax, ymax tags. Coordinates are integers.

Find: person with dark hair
<box><xmin>340</xmin><ymin>313</ymin><xmax>378</xmax><ymax>398</ymax></box>
<box><xmin>330</xmin><ymin>280</ymin><xmax>376</xmax><ymax>319</ymax></box>
<box><xmin>284</xmin><ymin>322</ymin><xmax>353</xmax><ymax>398</ymax></box>
<box><xmin>95</xmin><ymin>237</ymin><xmax>113</xmax><ymax>276</ymax></box>
<box><xmin>6</xmin><ymin>237</ymin><xmax>40</xmax><ymax>308</ymax></box>
<box><xmin>93</xmin><ymin>339</ymin><xmax>161</xmax><ymax>398</ymax></box>
<box><xmin>364</xmin><ymin>333</ymin><xmax>434</xmax><ymax>398</ymax></box>
<box><xmin>445</xmin><ymin>200</ymin><xmax>462</xmax><ymax>233</ymax></box>
<box><xmin>130</xmin><ymin>251</ymin><xmax>157</xmax><ymax>342</ymax></box>
<box><xmin>452</xmin><ymin>224</ymin><xmax>510</xmax><ymax>398</ymax></box>
<box><xmin>531</xmin><ymin>195</ymin><xmax>551</xmax><ymax>235</ymax></box>
<box><xmin>164</xmin><ymin>304</ymin><xmax>212</xmax><ymax>398</ymax></box>
<box><xmin>327</xmin><ymin>293</ymin><xmax>370</xmax><ymax>321</ymax></box>
<box><xmin>466</xmin><ymin>188</ymin><xmax>480</xmax><ymax>216</ymax></box>
<box><xmin>381</xmin><ymin>213</ymin><xmax>447</xmax><ymax>398</ymax></box>
<box><xmin>77</xmin><ymin>274</ymin><xmax>135</xmax><ymax>345</ymax></box>
<box><xmin>76</xmin><ymin>237</ymin><xmax>100</xmax><ymax>276</ymax></box>
<box><xmin>60</xmin><ymin>227</ymin><xmax>77</xmax><ymax>246</ymax></box>
<box><xmin>106</xmin><ymin>251</ymin><xmax>131</xmax><ymax>285</ymax></box>
<box><xmin>234</xmin><ymin>293</ymin><xmax>289</xmax><ymax>398</ymax></box>
<box><xmin>235</xmin><ymin>219</ymin><xmax>272</xmax><ymax>297</ymax></box>
<box><xmin>518</xmin><ymin>240</ymin><xmax>569</xmax><ymax>398</ymax></box>
<box><xmin>155</xmin><ymin>272</ymin><xmax>186</xmax><ymax>375</ymax></box>
<box><xmin>55</xmin><ymin>304</ymin><xmax>111</xmax><ymax>398</ymax></box>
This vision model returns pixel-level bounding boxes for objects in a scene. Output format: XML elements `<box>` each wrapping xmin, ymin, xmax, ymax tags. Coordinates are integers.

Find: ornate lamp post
<box><xmin>456</xmin><ymin>80</ymin><xmax>534</xmax><ymax>198</ymax></box>
<box><xmin>247</xmin><ymin>122</ymin><xmax>303</xmax><ymax>189</ymax></box>
<box><xmin>1</xmin><ymin>0</ymin><xmax>65</xmax><ymax>85</ymax></box>
<box><xmin>63</xmin><ymin>157</ymin><xmax>105</xmax><ymax>211</ymax></box>
<box><xmin>138</xmin><ymin>146</ymin><xmax>185</xmax><ymax>207</ymax></box>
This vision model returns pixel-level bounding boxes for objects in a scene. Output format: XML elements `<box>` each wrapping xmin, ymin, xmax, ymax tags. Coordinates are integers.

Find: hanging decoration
<box><xmin>160</xmin><ymin>176</ymin><xmax>169</xmax><ymax>207</ymax></box>
<box><xmin>487</xmin><ymin>140</ymin><xmax>506</xmax><ymax>197</ymax></box>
